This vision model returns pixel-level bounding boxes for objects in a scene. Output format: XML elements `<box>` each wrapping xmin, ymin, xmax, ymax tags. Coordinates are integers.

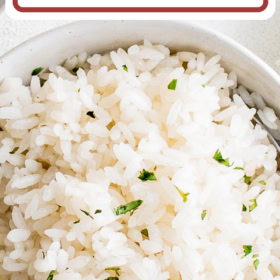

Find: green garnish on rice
<box><xmin>138</xmin><ymin>169</ymin><xmax>157</xmax><ymax>182</ymax></box>
<box><xmin>105</xmin><ymin>267</ymin><xmax>121</xmax><ymax>276</ymax></box>
<box><xmin>9</xmin><ymin>147</ymin><xmax>19</xmax><ymax>154</ymax></box>
<box><xmin>243</xmin><ymin>245</ymin><xmax>252</xmax><ymax>257</ymax></box>
<box><xmin>80</xmin><ymin>209</ymin><xmax>94</xmax><ymax>219</ymax></box>
<box><xmin>104</xmin><ymin>277</ymin><xmax>119</xmax><ymax>280</ymax></box>
<box><xmin>242</xmin><ymin>204</ymin><xmax>247</xmax><ymax>212</ymax></box>
<box><xmin>234</xmin><ymin>167</ymin><xmax>244</xmax><ymax>170</ymax></box>
<box><xmin>31</xmin><ymin>67</ymin><xmax>43</xmax><ymax>76</ymax></box>
<box><xmin>141</xmin><ymin>228</ymin><xmax>149</xmax><ymax>238</ymax></box>
<box><xmin>73</xmin><ymin>220</ymin><xmax>80</xmax><ymax>224</ymax></box>
<box><xmin>95</xmin><ymin>209</ymin><xmax>102</xmax><ymax>214</ymax></box>
<box><xmin>249</xmin><ymin>199</ymin><xmax>257</xmax><ymax>212</ymax></box>
<box><xmin>47</xmin><ymin>270</ymin><xmax>56</xmax><ymax>280</ymax></box>
<box><xmin>122</xmin><ymin>65</ymin><xmax>128</xmax><ymax>72</ymax></box>
<box><xmin>259</xmin><ymin>180</ymin><xmax>266</xmax><ymax>185</ymax></box>
<box><xmin>201</xmin><ymin>210</ymin><xmax>207</xmax><ymax>220</ymax></box>
<box><xmin>168</xmin><ymin>79</ymin><xmax>177</xmax><ymax>90</ymax></box>
<box><xmin>175</xmin><ymin>186</ymin><xmax>190</xmax><ymax>203</ymax></box>
<box><xmin>114</xmin><ymin>200</ymin><xmax>143</xmax><ymax>216</ymax></box>
<box><xmin>244</xmin><ymin>175</ymin><xmax>251</xmax><ymax>185</ymax></box>
<box><xmin>213</xmin><ymin>149</ymin><xmax>232</xmax><ymax>167</ymax></box>
<box><xmin>253</xmin><ymin>259</ymin><xmax>260</xmax><ymax>270</ymax></box>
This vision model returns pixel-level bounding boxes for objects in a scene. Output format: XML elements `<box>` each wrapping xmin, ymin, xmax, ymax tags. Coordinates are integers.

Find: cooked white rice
<box><xmin>1</xmin><ymin>41</ymin><xmax>280</xmax><ymax>280</ymax></box>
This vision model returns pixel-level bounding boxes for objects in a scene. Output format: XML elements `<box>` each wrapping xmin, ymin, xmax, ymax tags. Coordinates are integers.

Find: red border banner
<box><xmin>13</xmin><ymin>0</ymin><xmax>268</xmax><ymax>13</ymax></box>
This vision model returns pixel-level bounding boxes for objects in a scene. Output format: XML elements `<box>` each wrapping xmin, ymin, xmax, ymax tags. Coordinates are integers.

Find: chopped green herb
<box><xmin>244</xmin><ymin>175</ymin><xmax>251</xmax><ymax>185</ymax></box>
<box><xmin>253</xmin><ymin>259</ymin><xmax>259</xmax><ymax>270</ymax></box>
<box><xmin>47</xmin><ymin>270</ymin><xmax>57</xmax><ymax>280</ymax></box>
<box><xmin>73</xmin><ymin>220</ymin><xmax>80</xmax><ymax>224</ymax></box>
<box><xmin>252</xmin><ymin>254</ymin><xmax>259</xmax><ymax>258</ymax></box>
<box><xmin>168</xmin><ymin>79</ymin><xmax>177</xmax><ymax>90</ymax></box>
<box><xmin>105</xmin><ymin>267</ymin><xmax>121</xmax><ymax>276</ymax></box>
<box><xmin>242</xmin><ymin>204</ymin><xmax>247</xmax><ymax>212</ymax></box>
<box><xmin>95</xmin><ymin>209</ymin><xmax>102</xmax><ymax>214</ymax></box>
<box><xmin>259</xmin><ymin>180</ymin><xmax>266</xmax><ymax>185</ymax></box>
<box><xmin>32</xmin><ymin>67</ymin><xmax>43</xmax><ymax>76</ymax></box>
<box><xmin>201</xmin><ymin>209</ymin><xmax>207</xmax><ymax>220</ymax></box>
<box><xmin>141</xmin><ymin>228</ymin><xmax>149</xmax><ymax>238</ymax></box>
<box><xmin>80</xmin><ymin>209</ymin><xmax>94</xmax><ymax>219</ymax></box>
<box><xmin>138</xmin><ymin>169</ymin><xmax>157</xmax><ymax>182</ymax></box>
<box><xmin>72</xmin><ymin>67</ymin><xmax>79</xmax><ymax>73</ymax></box>
<box><xmin>213</xmin><ymin>149</ymin><xmax>232</xmax><ymax>167</ymax></box>
<box><xmin>86</xmin><ymin>111</ymin><xmax>96</xmax><ymax>119</ymax></box>
<box><xmin>122</xmin><ymin>65</ymin><xmax>128</xmax><ymax>72</ymax></box>
<box><xmin>202</xmin><ymin>84</ymin><xmax>206</xmax><ymax>88</ymax></box>
<box><xmin>249</xmin><ymin>199</ymin><xmax>257</xmax><ymax>212</ymax></box>
<box><xmin>78</xmin><ymin>88</ymin><xmax>81</xmax><ymax>93</ymax></box>
<box><xmin>175</xmin><ymin>186</ymin><xmax>190</xmax><ymax>203</ymax></box>
<box><xmin>114</xmin><ymin>200</ymin><xmax>143</xmax><ymax>216</ymax></box>
<box><xmin>234</xmin><ymin>167</ymin><xmax>244</xmax><ymax>170</ymax></box>
<box><xmin>9</xmin><ymin>147</ymin><xmax>19</xmax><ymax>154</ymax></box>
<box><xmin>104</xmin><ymin>277</ymin><xmax>119</xmax><ymax>280</ymax></box>
<box><xmin>243</xmin><ymin>245</ymin><xmax>252</xmax><ymax>257</ymax></box>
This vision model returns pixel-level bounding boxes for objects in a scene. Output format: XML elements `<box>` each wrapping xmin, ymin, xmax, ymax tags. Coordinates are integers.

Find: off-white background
<box><xmin>0</xmin><ymin>2</ymin><xmax>280</xmax><ymax>74</ymax></box>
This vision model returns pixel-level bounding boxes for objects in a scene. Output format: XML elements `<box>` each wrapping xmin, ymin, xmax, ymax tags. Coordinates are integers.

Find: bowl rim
<box><xmin>1</xmin><ymin>20</ymin><xmax>280</xmax><ymax>84</ymax></box>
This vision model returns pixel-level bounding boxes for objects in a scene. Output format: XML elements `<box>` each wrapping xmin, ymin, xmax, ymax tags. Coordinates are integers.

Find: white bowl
<box><xmin>0</xmin><ymin>21</ymin><xmax>280</xmax><ymax>111</ymax></box>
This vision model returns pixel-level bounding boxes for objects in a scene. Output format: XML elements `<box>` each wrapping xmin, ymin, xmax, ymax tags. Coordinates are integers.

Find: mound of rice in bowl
<box><xmin>1</xmin><ymin>41</ymin><xmax>280</xmax><ymax>280</ymax></box>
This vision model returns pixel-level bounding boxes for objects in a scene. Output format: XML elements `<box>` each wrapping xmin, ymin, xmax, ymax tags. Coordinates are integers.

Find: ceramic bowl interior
<box><xmin>0</xmin><ymin>21</ymin><xmax>279</xmax><ymax>112</ymax></box>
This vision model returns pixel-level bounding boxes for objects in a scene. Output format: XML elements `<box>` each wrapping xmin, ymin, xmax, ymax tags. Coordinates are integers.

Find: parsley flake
<box><xmin>244</xmin><ymin>175</ymin><xmax>251</xmax><ymax>185</ymax></box>
<box><xmin>259</xmin><ymin>180</ymin><xmax>266</xmax><ymax>185</ymax></box>
<box><xmin>175</xmin><ymin>186</ymin><xmax>190</xmax><ymax>203</ymax></box>
<box><xmin>252</xmin><ymin>254</ymin><xmax>259</xmax><ymax>258</ymax></box>
<box><xmin>243</xmin><ymin>245</ymin><xmax>252</xmax><ymax>257</ymax></box>
<box><xmin>73</xmin><ymin>220</ymin><xmax>80</xmax><ymax>224</ymax></box>
<box><xmin>80</xmin><ymin>209</ymin><xmax>94</xmax><ymax>219</ymax></box>
<box><xmin>249</xmin><ymin>199</ymin><xmax>257</xmax><ymax>212</ymax></box>
<box><xmin>213</xmin><ymin>149</ymin><xmax>232</xmax><ymax>167</ymax></box>
<box><xmin>114</xmin><ymin>200</ymin><xmax>143</xmax><ymax>216</ymax></box>
<box><xmin>138</xmin><ymin>169</ymin><xmax>157</xmax><ymax>182</ymax></box>
<box><xmin>32</xmin><ymin>67</ymin><xmax>44</xmax><ymax>76</ymax></box>
<box><xmin>234</xmin><ymin>167</ymin><xmax>244</xmax><ymax>170</ymax></box>
<box><xmin>242</xmin><ymin>204</ymin><xmax>247</xmax><ymax>212</ymax></box>
<box><xmin>95</xmin><ymin>209</ymin><xmax>102</xmax><ymax>214</ymax></box>
<box><xmin>86</xmin><ymin>111</ymin><xmax>96</xmax><ymax>119</ymax></box>
<box><xmin>47</xmin><ymin>270</ymin><xmax>57</xmax><ymax>280</ymax></box>
<box><xmin>202</xmin><ymin>84</ymin><xmax>206</xmax><ymax>88</ymax></box>
<box><xmin>105</xmin><ymin>277</ymin><xmax>119</xmax><ymax>280</ymax></box>
<box><xmin>10</xmin><ymin>147</ymin><xmax>19</xmax><ymax>154</ymax></box>
<box><xmin>72</xmin><ymin>67</ymin><xmax>79</xmax><ymax>73</ymax></box>
<box><xmin>168</xmin><ymin>79</ymin><xmax>177</xmax><ymax>90</ymax></box>
<box><xmin>141</xmin><ymin>228</ymin><xmax>149</xmax><ymax>238</ymax></box>
<box><xmin>105</xmin><ymin>267</ymin><xmax>121</xmax><ymax>276</ymax></box>
<box><xmin>201</xmin><ymin>209</ymin><xmax>207</xmax><ymax>220</ymax></box>
<box><xmin>122</xmin><ymin>65</ymin><xmax>128</xmax><ymax>72</ymax></box>
<box><xmin>253</xmin><ymin>259</ymin><xmax>260</xmax><ymax>270</ymax></box>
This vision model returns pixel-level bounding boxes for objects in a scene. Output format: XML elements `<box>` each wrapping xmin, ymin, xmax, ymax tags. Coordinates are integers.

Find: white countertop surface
<box><xmin>0</xmin><ymin>3</ymin><xmax>280</xmax><ymax>75</ymax></box>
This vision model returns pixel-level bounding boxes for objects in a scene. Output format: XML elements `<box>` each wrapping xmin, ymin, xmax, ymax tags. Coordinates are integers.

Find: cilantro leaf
<box><xmin>201</xmin><ymin>209</ymin><xmax>207</xmax><ymax>220</ymax></box>
<box><xmin>259</xmin><ymin>180</ymin><xmax>266</xmax><ymax>185</ymax></box>
<box><xmin>47</xmin><ymin>270</ymin><xmax>56</xmax><ymax>280</ymax></box>
<box><xmin>243</xmin><ymin>245</ymin><xmax>252</xmax><ymax>257</ymax></box>
<box><xmin>32</xmin><ymin>67</ymin><xmax>43</xmax><ymax>76</ymax></box>
<box><xmin>80</xmin><ymin>209</ymin><xmax>94</xmax><ymax>219</ymax></box>
<box><xmin>249</xmin><ymin>199</ymin><xmax>257</xmax><ymax>212</ymax></box>
<box><xmin>141</xmin><ymin>228</ymin><xmax>149</xmax><ymax>238</ymax></box>
<box><xmin>168</xmin><ymin>79</ymin><xmax>177</xmax><ymax>90</ymax></box>
<box><xmin>114</xmin><ymin>200</ymin><xmax>143</xmax><ymax>216</ymax></box>
<box><xmin>138</xmin><ymin>169</ymin><xmax>157</xmax><ymax>182</ymax></box>
<box><xmin>213</xmin><ymin>149</ymin><xmax>232</xmax><ymax>167</ymax></box>
<box><xmin>253</xmin><ymin>259</ymin><xmax>259</xmax><ymax>270</ymax></box>
<box><xmin>105</xmin><ymin>267</ymin><xmax>121</xmax><ymax>276</ymax></box>
<box><xmin>10</xmin><ymin>147</ymin><xmax>19</xmax><ymax>154</ymax></box>
<box><xmin>175</xmin><ymin>186</ymin><xmax>190</xmax><ymax>203</ymax></box>
<box><xmin>244</xmin><ymin>175</ymin><xmax>251</xmax><ymax>185</ymax></box>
